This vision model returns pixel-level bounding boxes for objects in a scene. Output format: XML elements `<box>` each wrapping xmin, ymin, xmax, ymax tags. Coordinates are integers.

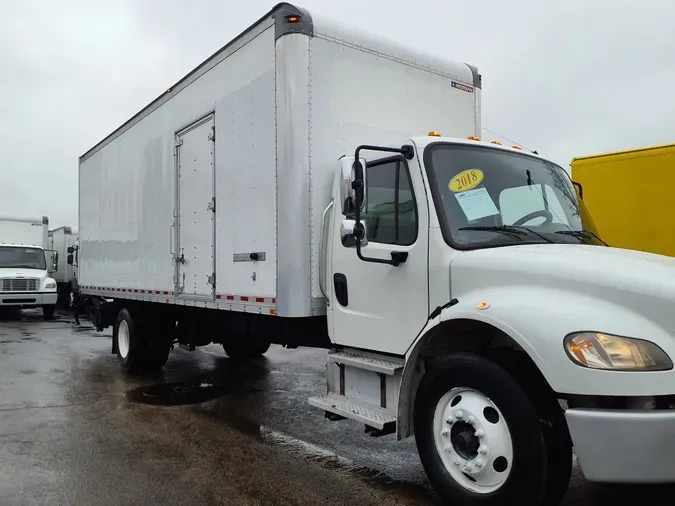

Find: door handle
<box><xmin>319</xmin><ymin>200</ymin><xmax>334</xmax><ymax>300</ymax></box>
<box><xmin>169</xmin><ymin>224</ymin><xmax>175</xmax><ymax>256</ymax></box>
<box><xmin>333</xmin><ymin>273</ymin><xmax>348</xmax><ymax>307</ymax></box>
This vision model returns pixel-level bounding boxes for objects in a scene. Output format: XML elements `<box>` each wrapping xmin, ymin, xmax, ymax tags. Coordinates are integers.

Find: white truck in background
<box><xmin>74</xmin><ymin>4</ymin><xmax>675</xmax><ymax>505</ymax></box>
<box><xmin>47</xmin><ymin>226</ymin><xmax>78</xmax><ymax>306</ymax></box>
<box><xmin>0</xmin><ymin>215</ymin><xmax>58</xmax><ymax>319</ymax></box>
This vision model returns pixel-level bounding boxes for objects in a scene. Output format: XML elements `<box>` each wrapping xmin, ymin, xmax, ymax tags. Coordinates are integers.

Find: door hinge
<box><xmin>207</xmin><ymin>273</ymin><xmax>216</xmax><ymax>286</ymax></box>
<box><xmin>174</xmin><ymin>138</ymin><xmax>183</xmax><ymax>147</ymax></box>
<box><xmin>208</xmin><ymin>127</ymin><xmax>215</xmax><ymax>142</ymax></box>
<box><xmin>207</xmin><ymin>197</ymin><xmax>216</xmax><ymax>212</ymax></box>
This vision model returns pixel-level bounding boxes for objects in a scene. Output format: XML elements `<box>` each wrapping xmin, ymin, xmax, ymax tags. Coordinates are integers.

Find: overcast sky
<box><xmin>1</xmin><ymin>0</ymin><xmax>673</xmax><ymax>228</ymax></box>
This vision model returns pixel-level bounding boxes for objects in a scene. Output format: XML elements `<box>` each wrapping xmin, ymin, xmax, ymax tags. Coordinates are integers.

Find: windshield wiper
<box><xmin>555</xmin><ymin>229</ymin><xmax>608</xmax><ymax>246</ymax></box>
<box><xmin>458</xmin><ymin>225</ymin><xmax>554</xmax><ymax>244</ymax></box>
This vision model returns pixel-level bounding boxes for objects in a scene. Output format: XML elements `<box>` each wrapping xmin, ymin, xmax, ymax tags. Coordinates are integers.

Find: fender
<box><xmin>396</xmin><ymin>286</ymin><xmax>675</xmax><ymax>439</ymax></box>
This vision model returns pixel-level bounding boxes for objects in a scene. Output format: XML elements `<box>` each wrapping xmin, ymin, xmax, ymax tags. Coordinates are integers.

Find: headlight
<box><xmin>564</xmin><ymin>332</ymin><xmax>672</xmax><ymax>371</ymax></box>
<box><xmin>45</xmin><ymin>281</ymin><xmax>56</xmax><ymax>289</ymax></box>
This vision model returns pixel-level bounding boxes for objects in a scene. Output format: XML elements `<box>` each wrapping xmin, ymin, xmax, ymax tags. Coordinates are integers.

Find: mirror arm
<box><xmin>351</xmin><ymin>144</ymin><xmax>415</xmax><ymax>267</ymax></box>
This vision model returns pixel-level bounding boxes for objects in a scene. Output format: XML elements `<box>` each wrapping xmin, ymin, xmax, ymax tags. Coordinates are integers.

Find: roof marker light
<box><xmin>286</xmin><ymin>15</ymin><xmax>300</xmax><ymax>23</ymax></box>
<box><xmin>428</xmin><ymin>131</ymin><xmax>441</xmax><ymax>137</ymax></box>
<box><xmin>512</xmin><ymin>145</ymin><xmax>523</xmax><ymax>150</ymax></box>
<box><xmin>490</xmin><ymin>140</ymin><xmax>502</xmax><ymax>145</ymax></box>
<box><xmin>468</xmin><ymin>136</ymin><xmax>480</xmax><ymax>141</ymax></box>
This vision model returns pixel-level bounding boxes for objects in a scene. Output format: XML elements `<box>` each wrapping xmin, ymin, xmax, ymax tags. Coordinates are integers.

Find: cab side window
<box><xmin>363</xmin><ymin>159</ymin><xmax>418</xmax><ymax>245</ymax></box>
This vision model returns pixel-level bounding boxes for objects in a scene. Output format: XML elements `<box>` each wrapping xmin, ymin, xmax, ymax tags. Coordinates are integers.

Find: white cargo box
<box><xmin>78</xmin><ymin>3</ymin><xmax>481</xmax><ymax>318</ymax></box>
<box><xmin>48</xmin><ymin>226</ymin><xmax>78</xmax><ymax>284</ymax></box>
<box><xmin>0</xmin><ymin>216</ymin><xmax>49</xmax><ymax>249</ymax></box>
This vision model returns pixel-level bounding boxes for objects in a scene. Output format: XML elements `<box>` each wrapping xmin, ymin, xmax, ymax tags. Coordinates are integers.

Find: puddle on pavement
<box><xmin>126</xmin><ymin>381</ymin><xmax>229</xmax><ymax>406</ymax></box>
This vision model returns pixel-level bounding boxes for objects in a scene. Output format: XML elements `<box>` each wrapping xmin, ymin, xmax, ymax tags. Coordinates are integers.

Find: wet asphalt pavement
<box><xmin>2</xmin><ymin>310</ymin><xmax>675</xmax><ymax>505</ymax></box>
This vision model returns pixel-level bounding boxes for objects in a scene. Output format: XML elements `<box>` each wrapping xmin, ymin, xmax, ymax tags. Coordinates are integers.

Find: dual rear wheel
<box><xmin>114</xmin><ymin>308</ymin><xmax>172</xmax><ymax>373</ymax></box>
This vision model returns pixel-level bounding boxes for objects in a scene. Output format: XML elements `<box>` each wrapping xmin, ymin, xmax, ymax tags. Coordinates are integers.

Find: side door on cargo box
<box><xmin>174</xmin><ymin>114</ymin><xmax>216</xmax><ymax>299</ymax></box>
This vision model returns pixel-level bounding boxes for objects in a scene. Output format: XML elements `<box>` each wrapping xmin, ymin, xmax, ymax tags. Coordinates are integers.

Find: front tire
<box><xmin>114</xmin><ymin>308</ymin><xmax>171</xmax><ymax>373</ymax></box>
<box><xmin>42</xmin><ymin>305</ymin><xmax>56</xmax><ymax>321</ymax></box>
<box><xmin>414</xmin><ymin>353</ymin><xmax>547</xmax><ymax>505</ymax></box>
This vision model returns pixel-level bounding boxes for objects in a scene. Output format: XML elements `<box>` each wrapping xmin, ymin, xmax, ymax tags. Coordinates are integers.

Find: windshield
<box><xmin>0</xmin><ymin>246</ymin><xmax>47</xmax><ymax>270</ymax></box>
<box><xmin>424</xmin><ymin>143</ymin><xmax>604</xmax><ymax>249</ymax></box>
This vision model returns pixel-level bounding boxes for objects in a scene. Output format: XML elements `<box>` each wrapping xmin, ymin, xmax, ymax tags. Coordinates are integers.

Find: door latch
<box><xmin>207</xmin><ymin>273</ymin><xmax>216</xmax><ymax>286</ymax></box>
<box><xmin>208</xmin><ymin>127</ymin><xmax>215</xmax><ymax>142</ymax></box>
<box><xmin>207</xmin><ymin>198</ymin><xmax>216</xmax><ymax>212</ymax></box>
<box><xmin>176</xmin><ymin>253</ymin><xmax>185</xmax><ymax>264</ymax></box>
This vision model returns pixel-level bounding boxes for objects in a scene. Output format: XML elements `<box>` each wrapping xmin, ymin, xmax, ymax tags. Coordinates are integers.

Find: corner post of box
<box><xmin>274</xmin><ymin>4</ymin><xmax>314</xmax><ymax>317</ymax></box>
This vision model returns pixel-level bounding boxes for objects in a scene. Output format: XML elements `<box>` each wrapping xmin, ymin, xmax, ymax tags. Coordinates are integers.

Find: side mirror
<box><xmin>339</xmin><ymin>156</ymin><xmax>367</xmax><ymax>214</ymax></box>
<box><xmin>572</xmin><ymin>181</ymin><xmax>583</xmax><ymax>200</ymax></box>
<box><xmin>67</xmin><ymin>254</ymin><xmax>74</xmax><ymax>265</ymax></box>
<box><xmin>341</xmin><ymin>219</ymin><xmax>368</xmax><ymax>248</ymax></box>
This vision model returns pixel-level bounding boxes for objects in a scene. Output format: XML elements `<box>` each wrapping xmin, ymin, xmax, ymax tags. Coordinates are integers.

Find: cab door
<box><xmin>329</xmin><ymin>152</ymin><xmax>429</xmax><ymax>356</ymax></box>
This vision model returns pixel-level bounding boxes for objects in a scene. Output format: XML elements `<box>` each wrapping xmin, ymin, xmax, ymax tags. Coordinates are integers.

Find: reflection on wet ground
<box><xmin>2</xmin><ymin>308</ymin><xmax>675</xmax><ymax>505</ymax></box>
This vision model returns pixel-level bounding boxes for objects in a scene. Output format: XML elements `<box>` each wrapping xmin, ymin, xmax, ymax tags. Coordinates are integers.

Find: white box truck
<box><xmin>0</xmin><ymin>215</ymin><xmax>58</xmax><ymax>319</ymax></box>
<box><xmin>47</xmin><ymin>226</ymin><xmax>78</xmax><ymax>306</ymax></box>
<box><xmin>75</xmin><ymin>4</ymin><xmax>675</xmax><ymax>504</ymax></box>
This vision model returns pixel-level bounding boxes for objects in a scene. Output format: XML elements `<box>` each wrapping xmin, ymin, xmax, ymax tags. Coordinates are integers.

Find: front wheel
<box><xmin>42</xmin><ymin>305</ymin><xmax>56</xmax><ymax>321</ymax></box>
<box><xmin>414</xmin><ymin>353</ymin><xmax>549</xmax><ymax>505</ymax></box>
<box><xmin>114</xmin><ymin>308</ymin><xmax>171</xmax><ymax>373</ymax></box>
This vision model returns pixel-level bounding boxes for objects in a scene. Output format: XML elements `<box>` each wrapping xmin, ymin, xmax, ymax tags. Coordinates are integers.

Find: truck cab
<box><xmin>0</xmin><ymin>216</ymin><xmax>59</xmax><ymax>319</ymax></box>
<box><xmin>311</xmin><ymin>134</ymin><xmax>675</xmax><ymax>504</ymax></box>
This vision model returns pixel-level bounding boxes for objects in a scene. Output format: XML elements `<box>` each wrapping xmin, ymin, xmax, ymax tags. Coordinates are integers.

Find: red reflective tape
<box><xmin>163</xmin><ymin>291</ymin><xmax>169</xmax><ymax>295</ymax></box>
<box><xmin>216</xmin><ymin>295</ymin><xmax>222</xmax><ymax>300</ymax></box>
<box><xmin>256</xmin><ymin>297</ymin><xmax>264</xmax><ymax>303</ymax></box>
<box><xmin>240</xmin><ymin>296</ymin><xmax>249</xmax><ymax>302</ymax></box>
<box><xmin>272</xmin><ymin>298</ymin><xmax>276</xmax><ymax>303</ymax></box>
<box><xmin>141</xmin><ymin>289</ymin><xmax>145</xmax><ymax>294</ymax></box>
<box><xmin>226</xmin><ymin>295</ymin><xmax>234</xmax><ymax>301</ymax></box>
<box><xmin>155</xmin><ymin>290</ymin><xmax>161</xmax><ymax>295</ymax></box>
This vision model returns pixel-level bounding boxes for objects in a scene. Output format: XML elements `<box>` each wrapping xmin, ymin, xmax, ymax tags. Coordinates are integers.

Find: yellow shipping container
<box><xmin>571</xmin><ymin>143</ymin><xmax>675</xmax><ymax>257</ymax></box>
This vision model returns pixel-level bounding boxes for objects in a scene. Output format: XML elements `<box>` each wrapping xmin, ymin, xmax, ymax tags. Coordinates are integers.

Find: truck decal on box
<box><xmin>451</xmin><ymin>81</ymin><xmax>474</xmax><ymax>93</ymax></box>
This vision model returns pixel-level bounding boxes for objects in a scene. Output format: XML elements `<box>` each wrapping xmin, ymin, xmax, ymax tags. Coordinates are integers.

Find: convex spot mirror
<box><xmin>339</xmin><ymin>156</ymin><xmax>367</xmax><ymax>215</ymax></box>
<box><xmin>341</xmin><ymin>219</ymin><xmax>368</xmax><ymax>248</ymax></box>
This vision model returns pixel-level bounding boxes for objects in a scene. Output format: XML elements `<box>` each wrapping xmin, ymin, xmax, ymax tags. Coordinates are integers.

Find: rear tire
<box><xmin>414</xmin><ymin>353</ymin><xmax>548</xmax><ymax>506</ymax></box>
<box><xmin>42</xmin><ymin>305</ymin><xmax>55</xmax><ymax>321</ymax></box>
<box><xmin>222</xmin><ymin>339</ymin><xmax>270</xmax><ymax>359</ymax></box>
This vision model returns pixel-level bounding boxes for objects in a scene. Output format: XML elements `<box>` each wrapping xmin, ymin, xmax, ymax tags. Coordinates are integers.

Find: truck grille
<box><xmin>0</xmin><ymin>278</ymin><xmax>39</xmax><ymax>292</ymax></box>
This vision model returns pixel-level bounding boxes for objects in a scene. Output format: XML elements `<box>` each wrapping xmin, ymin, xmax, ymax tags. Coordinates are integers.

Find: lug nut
<box><xmin>445</xmin><ymin>417</ymin><xmax>454</xmax><ymax>425</ymax></box>
<box><xmin>453</xmin><ymin>459</ymin><xmax>461</xmax><ymax>466</ymax></box>
<box><xmin>463</xmin><ymin>464</ymin><xmax>473</xmax><ymax>472</ymax></box>
<box><xmin>478</xmin><ymin>445</ymin><xmax>488</xmax><ymax>455</ymax></box>
<box><xmin>441</xmin><ymin>428</ymin><xmax>450</xmax><ymax>437</ymax></box>
<box><xmin>444</xmin><ymin>445</ymin><xmax>452</xmax><ymax>453</ymax></box>
<box><xmin>455</xmin><ymin>411</ymin><xmax>464</xmax><ymax>420</ymax></box>
<box><xmin>466</xmin><ymin>416</ymin><xmax>475</xmax><ymax>425</ymax></box>
<box><xmin>475</xmin><ymin>429</ymin><xmax>485</xmax><ymax>438</ymax></box>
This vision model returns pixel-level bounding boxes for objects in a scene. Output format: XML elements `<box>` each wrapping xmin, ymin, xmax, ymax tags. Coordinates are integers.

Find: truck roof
<box><xmin>80</xmin><ymin>3</ymin><xmax>480</xmax><ymax>163</ymax></box>
<box><xmin>410</xmin><ymin>135</ymin><xmax>544</xmax><ymax>160</ymax></box>
<box><xmin>571</xmin><ymin>142</ymin><xmax>675</xmax><ymax>163</ymax></box>
<box><xmin>0</xmin><ymin>216</ymin><xmax>48</xmax><ymax>225</ymax></box>
<box><xmin>0</xmin><ymin>243</ymin><xmax>45</xmax><ymax>249</ymax></box>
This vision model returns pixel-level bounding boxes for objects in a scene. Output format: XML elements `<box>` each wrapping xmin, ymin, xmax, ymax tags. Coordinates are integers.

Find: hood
<box><xmin>0</xmin><ymin>267</ymin><xmax>48</xmax><ymax>278</ymax></box>
<box><xmin>451</xmin><ymin>244</ymin><xmax>675</xmax><ymax>316</ymax></box>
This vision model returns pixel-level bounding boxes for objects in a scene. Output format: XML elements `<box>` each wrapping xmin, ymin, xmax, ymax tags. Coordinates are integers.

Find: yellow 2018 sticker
<box><xmin>449</xmin><ymin>169</ymin><xmax>484</xmax><ymax>193</ymax></box>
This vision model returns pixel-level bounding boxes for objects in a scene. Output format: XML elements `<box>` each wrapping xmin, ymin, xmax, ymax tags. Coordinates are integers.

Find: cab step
<box><xmin>328</xmin><ymin>350</ymin><xmax>404</xmax><ymax>375</ymax></box>
<box><xmin>309</xmin><ymin>393</ymin><xmax>396</xmax><ymax>430</ymax></box>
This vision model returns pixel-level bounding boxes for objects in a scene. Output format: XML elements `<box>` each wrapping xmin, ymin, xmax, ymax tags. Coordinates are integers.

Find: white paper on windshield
<box><xmin>455</xmin><ymin>187</ymin><xmax>500</xmax><ymax>222</ymax></box>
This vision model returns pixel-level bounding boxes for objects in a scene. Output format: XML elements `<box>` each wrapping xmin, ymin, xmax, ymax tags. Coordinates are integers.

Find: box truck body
<box><xmin>48</xmin><ymin>226</ymin><xmax>78</xmax><ymax>305</ymax></box>
<box><xmin>571</xmin><ymin>143</ymin><xmax>675</xmax><ymax>256</ymax></box>
<box><xmin>77</xmin><ymin>4</ymin><xmax>479</xmax><ymax>320</ymax></box>
<box><xmin>0</xmin><ymin>215</ymin><xmax>58</xmax><ymax>316</ymax></box>
<box><xmin>75</xmin><ymin>4</ymin><xmax>675</xmax><ymax>504</ymax></box>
